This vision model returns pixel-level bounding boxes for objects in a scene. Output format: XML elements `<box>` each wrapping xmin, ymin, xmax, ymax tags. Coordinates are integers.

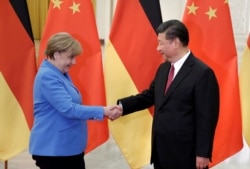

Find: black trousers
<box><xmin>32</xmin><ymin>153</ymin><xmax>85</xmax><ymax>169</ymax></box>
<box><xmin>154</xmin><ymin>164</ymin><xmax>208</xmax><ymax>169</ymax></box>
<box><xmin>152</xmin><ymin>138</ymin><xmax>209</xmax><ymax>169</ymax></box>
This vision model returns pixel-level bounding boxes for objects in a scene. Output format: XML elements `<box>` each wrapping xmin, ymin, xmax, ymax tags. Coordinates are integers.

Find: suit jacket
<box><xmin>118</xmin><ymin>53</ymin><xmax>219</xmax><ymax>169</ymax></box>
<box><xmin>29</xmin><ymin>60</ymin><xmax>104</xmax><ymax>156</ymax></box>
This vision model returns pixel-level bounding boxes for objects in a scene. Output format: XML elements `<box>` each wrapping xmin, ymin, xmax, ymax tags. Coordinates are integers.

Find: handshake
<box><xmin>104</xmin><ymin>105</ymin><xmax>123</xmax><ymax>121</ymax></box>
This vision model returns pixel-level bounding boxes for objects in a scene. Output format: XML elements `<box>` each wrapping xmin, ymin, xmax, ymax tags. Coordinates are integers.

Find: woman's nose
<box><xmin>72</xmin><ymin>57</ymin><xmax>76</xmax><ymax>64</ymax></box>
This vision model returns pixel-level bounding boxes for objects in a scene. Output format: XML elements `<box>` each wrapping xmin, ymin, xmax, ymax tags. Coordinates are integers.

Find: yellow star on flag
<box><xmin>69</xmin><ymin>1</ymin><xmax>80</xmax><ymax>14</ymax></box>
<box><xmin>224</xmin><ymin>0</ymin><xmax>229</xmax><ymax>3</ymax></box>
<box><xmin>206</xmin><ymin>6</ymin><xmax>217</xmax><ymax>20</ymax></box>
<box><xmin>187</xmin><ymin>2</ymin><xmax>199</xmax><ymax>15</ymax></box>
<box><xmin>52</xmin><ymin>0</ymin><xmax>63</xmax><ymax>9</ymax></box>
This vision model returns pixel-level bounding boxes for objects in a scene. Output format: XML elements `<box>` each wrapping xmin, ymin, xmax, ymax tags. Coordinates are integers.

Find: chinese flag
<box><xmin>239</xmin><ymin>33</ymin><xmax>250</xmax><ymax>147</ymax></box>
<box><xmin>183</xmin><ymin>0</ymin><xmax>243</xmax><ymax>167</ymax></box>
<box><xmin>38</xmin><ymin>0</ymin><xmax>108</xmax><ymax>153</ymax></box>
<box><xmin>104</xmin><ymin>0</ymin><xmax>162</xmax><ymax>168</ymax></box>
<box><xmin>0</xmin><ymin>0</ymin><xmax>37</xmax><ymax>160</ymax></box>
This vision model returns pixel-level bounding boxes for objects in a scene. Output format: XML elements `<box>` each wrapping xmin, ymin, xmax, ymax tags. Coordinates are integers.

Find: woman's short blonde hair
<box><xmin>45</xmin><ymin>32</ymin><xmax>82</xmax><ymax>59</ymax></box>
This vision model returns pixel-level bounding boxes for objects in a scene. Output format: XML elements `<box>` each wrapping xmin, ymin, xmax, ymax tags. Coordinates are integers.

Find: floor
<box><xmin>0</xmin><ymin>136</ymin><xmax>153</xmax><ymax>169</ymax></box>
<box><xmin>1</xmin><ymin>136</ymin><xmax>250</xmax><ymax>169</ymax></box>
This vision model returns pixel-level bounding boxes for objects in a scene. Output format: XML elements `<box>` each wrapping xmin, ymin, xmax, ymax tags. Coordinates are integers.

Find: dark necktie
<box><xmin>165</xmin><ymin>65</ymin><xmax>175</xmax><ymax>93</ymax></box>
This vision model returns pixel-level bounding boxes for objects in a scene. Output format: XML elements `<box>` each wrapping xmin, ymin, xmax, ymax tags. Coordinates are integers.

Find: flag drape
<box><xmin>182</xmin><ymin>0</ymin><xmax>243</xmax><ymax>167</ymax></box>
<box><xmin>239</xmin><ymin>33</ymin><xmax>250</xmax><ymax>147</ymax></box>
<box><xmin>104</xmin><ymin>0</ymin><xmax>162</xmax><ymax>168</ymax></box>
<box><xmin>38</xmin><ymin>0</ymin><xmax>108</xmax><ymax>153</ymax></box>
<box><xmin>0</xmin><ymin>0</ymin><xmax>37</xmax><ymax>161</ymax></box>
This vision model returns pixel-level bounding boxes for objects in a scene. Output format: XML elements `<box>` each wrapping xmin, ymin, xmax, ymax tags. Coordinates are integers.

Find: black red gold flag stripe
<box><xmin>239</xmin><ymin>33</ymin><xmax>250</xmax><ymax>147</ymax></box>
<box><xmin>0</xmin><ymin>0</ymin><xmax>37</xmax><ymax>160</ymax></box>
<box><xmin>104</xmin><ymin>0</ymin><xmax>162</xmax><ymax>168</ymax></box>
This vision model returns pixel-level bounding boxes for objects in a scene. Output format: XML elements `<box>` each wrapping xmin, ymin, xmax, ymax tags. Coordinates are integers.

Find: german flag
<box><xmin>0</xmin><ymin>0</ymin><xmax>37</xmax><ymax>161</ymax></box>
<box><xmin>104</xmin><ymin>0</ymin><xmax>162</xmax><ymax>168</ymax></box>
<box><xmin>240</xmin><ymin>33</ymin><xmax>250</xmax><ymax>147</ymax></box>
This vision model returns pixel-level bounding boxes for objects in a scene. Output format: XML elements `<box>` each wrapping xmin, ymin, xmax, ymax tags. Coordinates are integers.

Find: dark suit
<box><xmin>118</xmin><ymin>53</ymin><xmax>219</xmax><ymax>169</ymax></box>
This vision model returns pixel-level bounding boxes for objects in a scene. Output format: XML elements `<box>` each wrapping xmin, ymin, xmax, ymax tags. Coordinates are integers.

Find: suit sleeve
<box><xmin>40</xmin><ymin>72</ymin><xmax>104</xmax><ymax>120</ymax></box>
<box><xmin>117</xmin><ymin>80</ymin><xmax>155</xmax><ymax>115</ymax></box>
<box><xmin>194</xmin><ymin>68</ymin><xmax>220</xmax><ymax>159</ymax></box>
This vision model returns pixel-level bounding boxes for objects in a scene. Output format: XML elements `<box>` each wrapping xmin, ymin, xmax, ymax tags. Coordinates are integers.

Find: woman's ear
<box><xmin>54</xmin><ymin>51</ymin><xmax>60</xmax><ymax>59</ymax></box>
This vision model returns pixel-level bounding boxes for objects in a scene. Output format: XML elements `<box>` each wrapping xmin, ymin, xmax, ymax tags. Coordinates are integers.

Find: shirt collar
<box><xmin>172</xmin><ymin>50</ymin><xmax>190</xmax><ymax>76</ymax></box>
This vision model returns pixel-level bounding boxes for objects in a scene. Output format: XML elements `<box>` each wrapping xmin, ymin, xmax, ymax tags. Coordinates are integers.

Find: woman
<box><xmin>29</xmin><ymin>32</ymin><xmax>121</xmax><ymax>169</ymax></box>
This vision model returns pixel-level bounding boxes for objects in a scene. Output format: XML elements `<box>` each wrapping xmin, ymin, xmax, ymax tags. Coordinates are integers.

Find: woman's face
<box><xmin>53</xmin><ymin>51</ymin><xmax>76</xmax><ymax>73</ymax></box>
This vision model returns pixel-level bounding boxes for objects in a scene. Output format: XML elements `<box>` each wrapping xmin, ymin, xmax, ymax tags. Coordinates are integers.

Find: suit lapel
<box><xmin>160</xmin><ymin>54</ymin><xmax>195</xmax><ymax>108</ymax></box>
<box><xmin>63</xmin><ymin>73</ymin><xmax>80</xmax><ymax>94</ymax></box>
<box><xmin>43</xmin><ymin>60</ymin><xmax>80</xmax><ymax>94</ymax></box>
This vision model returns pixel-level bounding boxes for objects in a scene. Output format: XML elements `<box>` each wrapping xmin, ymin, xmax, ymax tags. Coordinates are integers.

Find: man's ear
<box><xmin>174</xmin><ymin>38</ymin><xmax>181</xmax><ymax>48</ymax></box>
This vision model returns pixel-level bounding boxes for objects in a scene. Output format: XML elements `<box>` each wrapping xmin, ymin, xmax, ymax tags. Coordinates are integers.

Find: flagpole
<box><xmin>4</xmin><ymin>160</ymin><xmax>8</xmax><ymax>169</ymax></box>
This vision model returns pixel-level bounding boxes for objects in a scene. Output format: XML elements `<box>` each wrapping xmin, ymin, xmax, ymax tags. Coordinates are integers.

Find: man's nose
<box><xmin>156</xmin><ymin>45</ymin><xmax>161</xmax><ymax>52</ymax></box>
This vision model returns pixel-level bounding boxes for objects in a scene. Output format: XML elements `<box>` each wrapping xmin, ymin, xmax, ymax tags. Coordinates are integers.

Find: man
<box><xmin>118</xmin><ymin>20</ymin><xmax>219</xmax><ymax>169</ymax></box>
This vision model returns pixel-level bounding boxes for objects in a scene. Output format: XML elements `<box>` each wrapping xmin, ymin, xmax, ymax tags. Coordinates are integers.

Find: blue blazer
<box><xmin>29</xmin><ymin>60</ymin><xmax>104</xmax><ymax>156</ymax></box>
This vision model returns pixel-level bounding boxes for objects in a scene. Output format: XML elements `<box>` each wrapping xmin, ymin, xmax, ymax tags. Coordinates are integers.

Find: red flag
<box><xmin>0</xmin><ymin>0</ymin><xmax>37</xmax><ymax>160</ymax></box>
<box><xmin>104</xmin><ymin>0</ymin><xmax>162</xmax><ymax>168</ymax></box>
<box><xmin>38</xmin><ymin>0</ymin><xmax>108</xmax><ymax>152</ymax></box>
<box><xmin>183</xmin><ymin>0</ymin><xmax>242</xmax><ymax>166</ymax></box>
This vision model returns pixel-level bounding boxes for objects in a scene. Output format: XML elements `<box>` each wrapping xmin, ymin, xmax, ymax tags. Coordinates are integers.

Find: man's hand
<box><xmin>104</xmin><ymin>105</ymin><xmax>123</xmax><ymax>121</ymax></box>
<box><xmin>196</xmin><ymin>156</ymin><xmax>209</xmax><ymax>169</ymax></box>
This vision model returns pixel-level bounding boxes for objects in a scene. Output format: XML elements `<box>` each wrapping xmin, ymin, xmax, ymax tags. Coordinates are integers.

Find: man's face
<box><xmin>157</xmin><ymin>33</ymin><xmax>177</xmax><ymax>62</ymax></box>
